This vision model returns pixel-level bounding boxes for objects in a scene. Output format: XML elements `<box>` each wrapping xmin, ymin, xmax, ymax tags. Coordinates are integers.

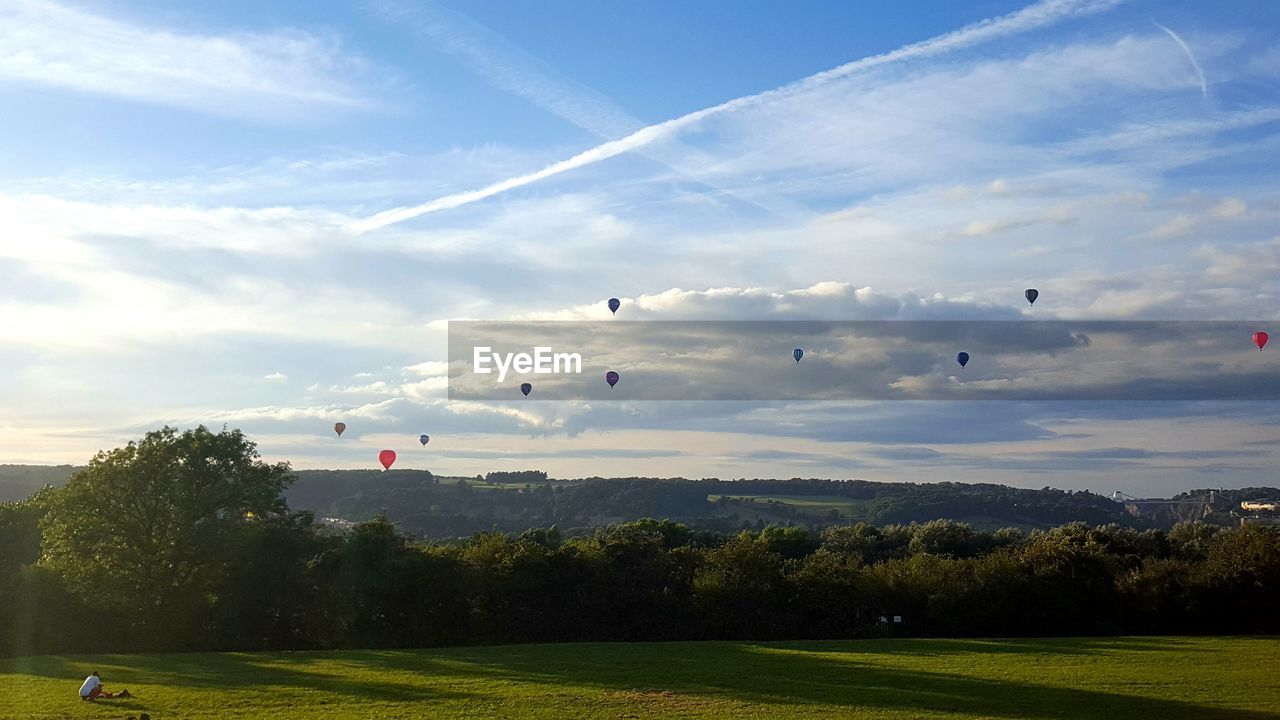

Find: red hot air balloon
<box><xmin>1255</xmin><ymin>331</ymin><xmax>1270</xmax><ymax>351</ymax></box>
<box><xmin>378</xmin><ymin>450</ymin><xmax>396</xmax><ymax>471</ymax></box>
<box><xmin>605</xmin><ymin>371</ymin><xmax>619</xmax><ymax>388</ymax></box>
<box><xmin>333</xmin><ymin>422</ymin><xmax>346</xmax><ymax>437</ymax></box>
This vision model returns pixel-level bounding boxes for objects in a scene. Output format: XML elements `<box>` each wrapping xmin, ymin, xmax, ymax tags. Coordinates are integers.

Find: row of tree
<box><xmin>2</xmin><ymin>426</ymin><xmax>1277</xmax><ymax>658</ymax></box>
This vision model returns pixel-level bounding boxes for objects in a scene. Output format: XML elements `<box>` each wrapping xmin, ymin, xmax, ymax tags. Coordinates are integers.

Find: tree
<box><xmin>908</xmin><ymin>519</ymin><xmax>979</xmax><ymax>558</ymax></box>
<box><xmin>39</xmin><ymin>426</ymin><xmax>293</xmax><ymax>648</ymax></box>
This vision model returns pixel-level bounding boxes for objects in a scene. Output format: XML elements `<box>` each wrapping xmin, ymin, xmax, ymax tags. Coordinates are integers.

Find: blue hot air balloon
<box><xmin>605</xmin><ymin>370</ymin><xmax>620</xmax><ymax>388</ymax></box>
<box><xmin>956</xmin><ymin>352</ymin><xmax>970</xmax><ymax>368</ymax></box>
<box><xmin>520</xmin><ymin>382</ymin><xmax>532</xmax><ymax>397</ymax></box>
<box><xmin>793</xmin><ymin>348</ymin><xmax>804</xmax><ymax>362</ymax></box>
<box><xmin>1025</xmin><ymin>288</ymin><xmax>1039</xmax><ymax>306</ymax></box>
<box><xmin>419</xmin><ymin>434</ymin><xmax>430</xmax><ymax>446</ymax></box>
<box><xmin>607</xmin><ymin>297</ymin><xmax>621</xmax><ymax>315</ymax></box>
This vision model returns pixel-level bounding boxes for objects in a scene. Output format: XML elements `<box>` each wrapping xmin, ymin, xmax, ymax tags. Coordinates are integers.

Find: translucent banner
<box><xmin>447</xmin><ymin>321</ymin><xmax>1278</xmax><ymax>401</ymax></box>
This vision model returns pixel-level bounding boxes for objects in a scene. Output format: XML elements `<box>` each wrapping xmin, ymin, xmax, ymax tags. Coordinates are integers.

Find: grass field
<box><xmin>713</xmin><ymin>493</ymin><xmax>871</xmax><ymax>516</ymax></box>
<box><xmin>4</xmin><ymin>637</ymin><xmax>1278</xmax><ymax>719</ymax></box>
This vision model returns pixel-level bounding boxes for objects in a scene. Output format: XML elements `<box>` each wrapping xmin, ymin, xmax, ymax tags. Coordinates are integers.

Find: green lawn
<box><xmin>5</xmin><ymin>637</ymin><xmax>1279</xmax><ymax>719</ymax></box>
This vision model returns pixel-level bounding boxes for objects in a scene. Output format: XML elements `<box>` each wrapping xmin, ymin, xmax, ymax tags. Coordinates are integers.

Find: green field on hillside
<box><xmin>713</xmin><ymin>493</ymin><xmax>871</xmax><ymax>516</ymax></box>
<box><xmin>5</xmin><ymin>637</ymin><xmax>1278</xmax><ymax>719</ymax></box>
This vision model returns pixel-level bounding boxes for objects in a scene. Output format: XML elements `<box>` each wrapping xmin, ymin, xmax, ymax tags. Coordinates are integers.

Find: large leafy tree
<box><xmin>39</xmin><ymin>426</ymin><xmax>293</xmax><ymax>646</ymax></box>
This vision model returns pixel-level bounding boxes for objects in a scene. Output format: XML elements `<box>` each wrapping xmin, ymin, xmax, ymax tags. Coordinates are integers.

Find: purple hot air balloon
<box><xmin>607</xmin><ymin>297</ymin><xmax>621</xmax><ymax>315</ymax></box>
<box><xmin>520</xmin><ymin>382</ymin><xmax>532</xmax><ymax>397</ymax></box>
<box><xmin>605</xmin><ymin>371</ymin><xmax>619</xmax><ymax>388</ymax></box>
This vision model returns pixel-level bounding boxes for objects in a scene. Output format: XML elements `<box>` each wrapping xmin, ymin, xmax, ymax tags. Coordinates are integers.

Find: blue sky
<box><xmin>3</xmin><ymin>0</ymin><xmax>1280</xmax><ymax>495</ymax></box>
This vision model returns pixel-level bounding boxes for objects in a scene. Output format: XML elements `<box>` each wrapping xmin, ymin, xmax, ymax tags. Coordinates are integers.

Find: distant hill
<box><xmin>286</xmin><ymin>471</ymin><xmax>1152</xmax><ymax>539</ymax></box>
<box><xmin>8</xmin><ymin>464</ymin><xmax>1275</xmax><ymax>539</ymax></box>
<box><xmin>0</xmin><ymin>464</ymin><xmax>78</xmax><ymax>502</ymax></box>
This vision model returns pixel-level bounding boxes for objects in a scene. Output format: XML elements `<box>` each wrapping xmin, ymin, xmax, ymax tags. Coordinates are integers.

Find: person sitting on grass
<box><xmin>78</xmin><ymin>672</ymin><xmax>130</xmax><ymax>701</ymax></box>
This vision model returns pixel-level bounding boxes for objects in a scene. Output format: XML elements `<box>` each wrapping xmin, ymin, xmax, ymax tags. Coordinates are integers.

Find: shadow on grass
<box><xmin>8</xmin><ymin>650</ymin><xmax>473</xmax><ymax>704</ymax></box>
<box><xmin>7</xmin><ymin>638</ymin><xmax>1276</xmax><ymax>719</ymax></box>
<box><xmin>353</xmin><ymin>638</ymin><xmax>1279</xmax><ymax>720</ymax></box>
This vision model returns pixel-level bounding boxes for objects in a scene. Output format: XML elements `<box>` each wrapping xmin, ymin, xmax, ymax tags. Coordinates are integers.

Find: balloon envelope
<box><xmin>1025</xmin><ymin>289</ymin><xmax>1038</xmax><ymax>305</ymax></box>
<box><xmin>605</xmin><ymin>371</ymin><xmax>619</xmax><ymax>387</ymax></box>
<box><xmin>1256</xmin><ymin>331</ymin><xmax>1270</xmax><ymax>350</ymax></box>
<box><xmin>333</xmin><ymin>422</ymin><xmax>346</xmax><ymax>437</ymax></box>
<box><xmin>520</xmin><ymin>382</ymin><xmax>532</xmax><ymax>397</ymax></box>
<box><xmin>419</xmin><ymin>434</ymin><xmax>430</xmax><ymax>446</ymax></box>
<box><xmin>378</xmin><ymin>450</ymin><xmax>396</xmax><ymax>470</ymax></box>
<box><xmin>793</xmin><ymin>348</ymin><xmax>804</xmax><ymax>362</ymax></box>
<box><xmin>956</xmin><ymin>352</ymin><xmax>970</xmax><ymax>368</ymax></box>
<box><xmin>607</xmin><ymin>297</ymin><xmax>620</xmax><ymax>314</ymax></box>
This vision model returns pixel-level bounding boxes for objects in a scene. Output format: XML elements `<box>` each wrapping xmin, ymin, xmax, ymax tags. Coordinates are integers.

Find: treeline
<box><xmin>286</xmin><ymin>472</ymin><xmax>1134</xmax><ymax>539</ymax></box>
<box><xmin>2</xmin><ymin>427</ymin><xmax>1278</xmax><ymax>658</ymax></box>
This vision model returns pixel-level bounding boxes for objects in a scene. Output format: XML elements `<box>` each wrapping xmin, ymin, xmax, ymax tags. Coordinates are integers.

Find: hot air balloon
<box><xmin>1025</xmin><ymin>289</ymin><xmax>1039</xmax><ymax>306</ymax></box>
<box><xmin>419</xmin><ymin>434</ymin><xmax>430</xmax><ymax>446</ymax></box>
<box><xmin>378</xmin><ymin>450</ymin><xmax>396</xmax><ymax>471</ymax></box>
<box><xmin>520</xmin><ymin>382</ymin><xmax>532</xmax><ymax>397</ymax></box>
<box><xmin>605</xmin><ymin>371</ymin><xmax>619</xmax><ymax>388</ymax></box>
<box><xmin>607</xmin><ymin>297</ymin><xmax>621</xmax><ymax>315</ymax></box>
<box><xmin>333</xmin><ymin>422</ymin><xmax>346</xmax><ymax>437</ymax></box>
<box><xmin>1255</xmin><ymin>331</ymin><xmax>1270</xmax><ymax>351</ymax></box>
<box><xmin>793</xmin><ymin>348</ymin><xmax>804</xmax><ymax>362</ymax></box>
<box><xmin>956</xmin><ymin>352</ymin><xmax>970</xmax><ymax>368</ymax></box>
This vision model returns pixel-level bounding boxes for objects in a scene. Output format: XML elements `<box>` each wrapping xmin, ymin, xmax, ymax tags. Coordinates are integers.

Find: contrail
<box><xmin>1152</xmin><ymin>21</ymin><xmax>1208</xmax><ymax>98</ymax></box>
<box><xmin>365</xmin><ymin>0</ymin><xmax>640</xmax><ymax>139</ymax></box>
<box><xmin>364</xmin><ymin>0</ymin><xmax>791</xmax><ymax>219</ymax></box>
<box><xmin>350</xmin><ymin>0</ymin><xmax>1124</xmax><ymax>234</ymax></box>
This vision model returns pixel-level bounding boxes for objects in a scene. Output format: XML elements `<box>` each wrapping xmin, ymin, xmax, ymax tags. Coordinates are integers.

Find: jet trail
<box><xmin>350</xmin><ymin>0</ymin><xmax>1125</xmax><ymax>234</ymax></box>
<box><xmin>1153</xmin><ymin>21</ymin><xmax>1208</xmax><ymax>98</ymax></box>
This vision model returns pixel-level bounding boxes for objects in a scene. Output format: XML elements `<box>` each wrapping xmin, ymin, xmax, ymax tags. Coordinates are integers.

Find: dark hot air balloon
<box><xmin>333</xmin><ymin>422</ymin><xmax>346</xmax><ymax>437</ymax></box>
<box><xmin>793</xmin><ymin>348</ymin><xmax>804</xmax><ymax>362</ymax></box>
<box><xmin>605</xmin><ymin>371</ymin><xmax>619</xmax><ymax>388</ymax></box>
<box><xmin>1255</xmin><ymin>331</ymin><xmax>1269</xmax><ymax>351</ymax></box>
<box><xmin>419</xmin><ymin>434</ymin><xmax>430</xmax><ymax>446</ymax></box>
<box><xmin>378</xmin><ymin>450</ymin><xmax>396</xmax><ymax>471</ymax></box>
<box><xmin>1025</xmin><ymin>289</ymin><xmax>1038</xmax><ymax>305</ymax></box>
<box><xmin>607</xmin><ymin>297</ymin><xmax>621</xmax><ymax>314</ymax></box>
<box><xmin>956</xmin><ymin>352</ymin><xmax>970</xmax><ymax>368</ymax></box>
<box><xmin>520</xmin><ymin>382</ymin><xmax>532</xmax><ymax>397</ymax></box>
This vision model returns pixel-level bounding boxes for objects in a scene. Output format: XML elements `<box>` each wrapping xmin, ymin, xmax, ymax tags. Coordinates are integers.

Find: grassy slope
<box><xmin>5</xmin><ymin>637</ymin><xmax>1279</xmax><ymax>719</ymax></box>
<box><xmin>714</xmin><ymin>493</ymin><xmax>870</xmax><ymax>515</ymax></box>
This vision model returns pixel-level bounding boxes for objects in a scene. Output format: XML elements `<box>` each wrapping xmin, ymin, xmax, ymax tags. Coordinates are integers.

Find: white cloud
<box><xmin>327</xmin><ymin>381</ymin><xmax>396</xmax><ymax>395</ymax></box>
<box><xmin>405</xmin><ymin>361</ymin><xmax>450</xmax><ymax>377</ymax></box>
<box><xmin>0</xmin><ymin>0</ymin><xmax>378</xmax><ymax>119</ymax></box>
<box><xmin>264</xmin><ymin>372</ymin><xmax>288</xmax><ymax>381</ymax></box>
<box><xmin>1143</xmin><ymin>213</ymin><xmax>1200</xmax><ymax>240</ymax></box>
<box><xmin>1211</xmin><ymin>198</ymin><xmax>1247</xmax><ymax>219</ymax></box>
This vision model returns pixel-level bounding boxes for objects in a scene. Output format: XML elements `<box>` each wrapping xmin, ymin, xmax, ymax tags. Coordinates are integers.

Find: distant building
<box><xmin>1241</xmin><ymin>500</ymin><xmax>1279</xmax><ymax>512</ymax></box>
<box><xmin>320</xmin><ymin>516</ymin><xmax>357</xmax><ymax>529</ymax></box>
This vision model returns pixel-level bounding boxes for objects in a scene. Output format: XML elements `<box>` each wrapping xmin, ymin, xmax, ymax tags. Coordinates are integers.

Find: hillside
<box><xmin>5</xmin><ymin>637</ymin><xmax>1278</xmax><ymax>719</ymax></box>
<box><xmin>0</xmin><ymin>464</ymin><xmax>78</xmax><ymax>502</ymax></box>
<box><xmin>7</xmin><ymin>464</ymin><xmax>1272</xmax><ymax>539</ymax></box>
<box><xmin>286</xmin><ymin>471</ymin><xmax>1137</xmax><ymax>538</ymax></box>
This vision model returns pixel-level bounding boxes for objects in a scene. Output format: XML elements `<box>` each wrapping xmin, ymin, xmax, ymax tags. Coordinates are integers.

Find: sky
<box><xmin>2</xmin><ymin>0</ymin><xmax>1280</xmax><ymax>495</ymax></box>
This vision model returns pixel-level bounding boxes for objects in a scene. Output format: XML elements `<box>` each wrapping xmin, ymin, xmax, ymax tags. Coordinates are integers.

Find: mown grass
<box><xmin>4</xmin><ymin>637</ymin><xmax>1279</xmax><ymax>719</ymax></box>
